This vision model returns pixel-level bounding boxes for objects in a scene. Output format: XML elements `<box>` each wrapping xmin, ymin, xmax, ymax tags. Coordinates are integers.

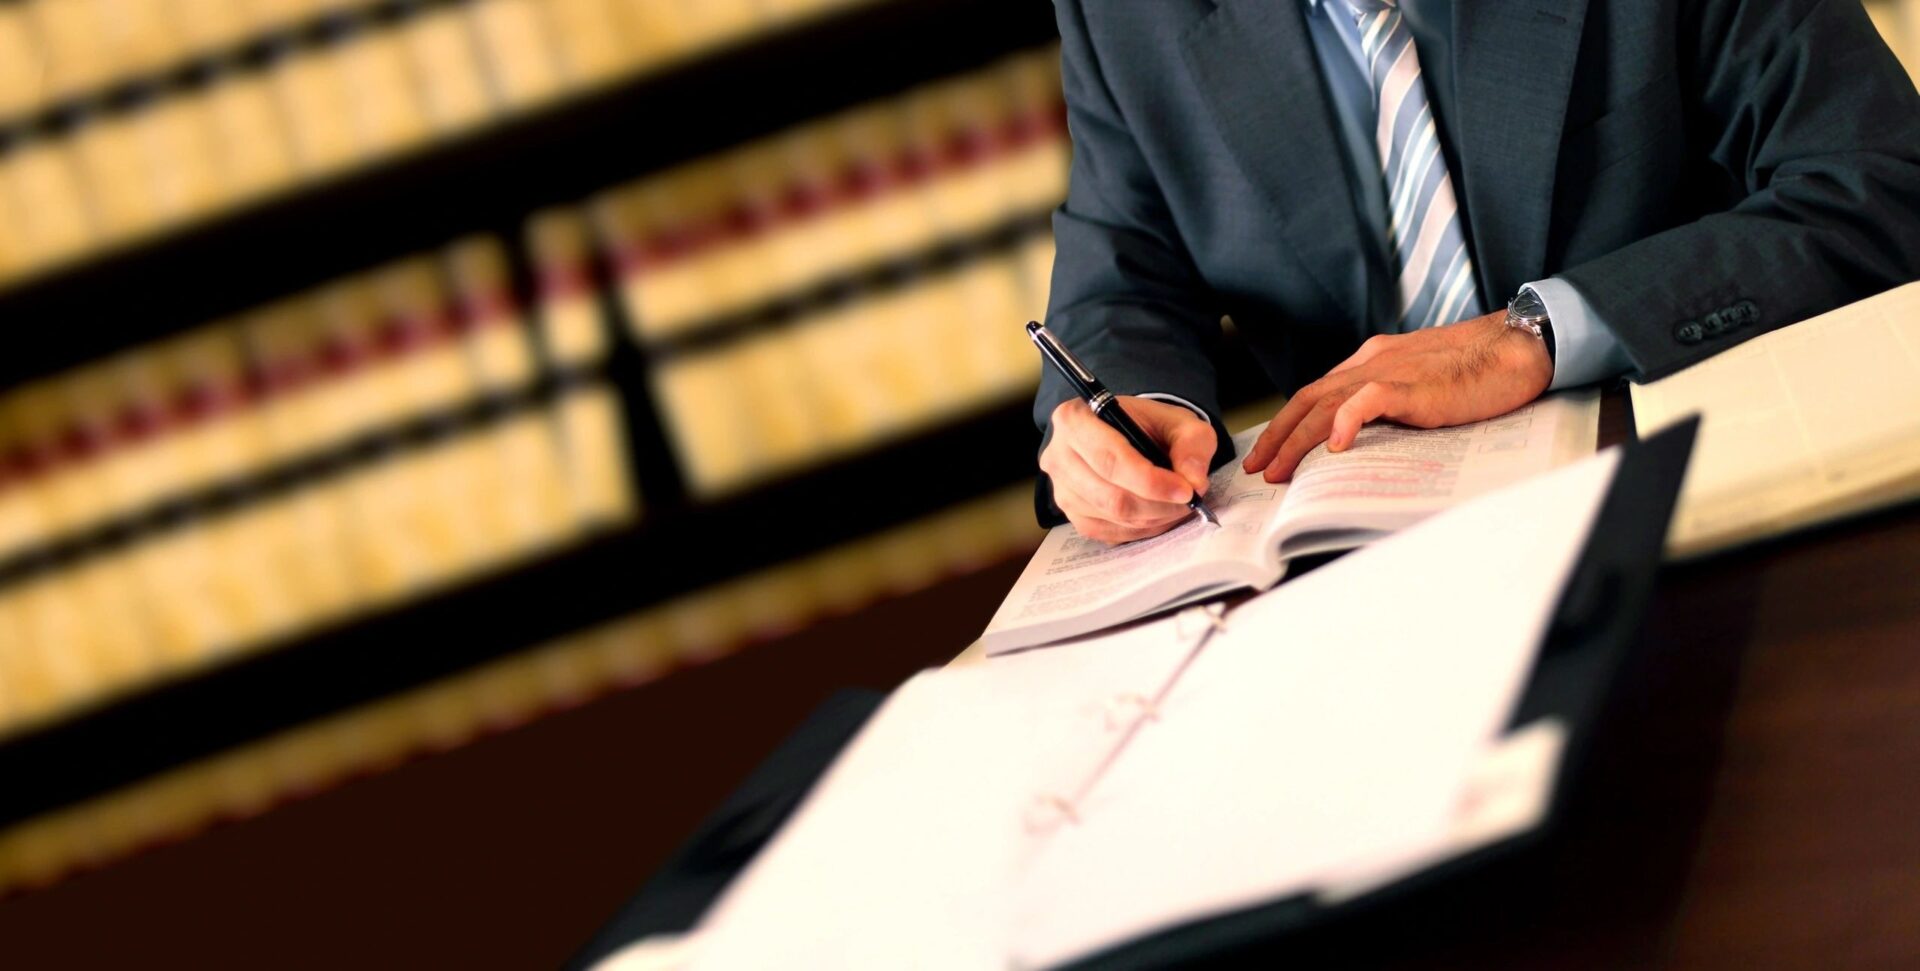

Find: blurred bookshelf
<box><xmin>3</xmin><ymin>0</ymin><xmax>1909</xmax><ymax>906</ymax></box>
<box><xmin>0</xmin><ymin>0</ymin><xmax>1079</xmax><ymax>896</ymax></box>
<box><xmin>0</xmin><ymin>0</ymin><xmax>1059</xmax><ymax>384</ymax></box>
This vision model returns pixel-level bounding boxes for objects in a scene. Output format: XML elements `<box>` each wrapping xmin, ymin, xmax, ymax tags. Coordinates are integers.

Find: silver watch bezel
<box><xmin>1506</xmin><ymin>287</ymin><xmax>1550</xmax><ymax>340</ymax></box>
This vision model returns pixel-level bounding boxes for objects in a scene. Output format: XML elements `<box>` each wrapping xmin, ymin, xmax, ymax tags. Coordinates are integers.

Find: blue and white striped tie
<box><xmin>1342</xmin><ymin>0</ymin><xmax>1484</xmax><ymax>331</ymax></box>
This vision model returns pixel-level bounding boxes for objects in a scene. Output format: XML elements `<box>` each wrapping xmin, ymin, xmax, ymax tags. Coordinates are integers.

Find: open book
<box><xmin>1630</xmin><ymin>280</ymin><xmax>1920</xmax><ymax>558</ymax></box>
<box><xmin>981</xmin><ymin>391</ymin><xmax>1599</xmax><ymax>654</ymax></box>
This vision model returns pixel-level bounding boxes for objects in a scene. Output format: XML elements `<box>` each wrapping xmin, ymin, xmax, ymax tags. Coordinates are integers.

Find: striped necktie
<box><xmin>1341</xmin><ymin>0</ymin><xmax>1484</xmax><ymax>331</ymax></box>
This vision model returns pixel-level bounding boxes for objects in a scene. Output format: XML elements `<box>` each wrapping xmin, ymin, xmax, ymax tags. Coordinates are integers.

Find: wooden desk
<box><xmin>1242</xmin><ymin>390</ymin><xmax>1920</xmax><ymax>969</ymax></box>
<box><xmin>1474</xmin><ymin>394</ymin><xmax>1920</xmax><ymax>969</ymax></box>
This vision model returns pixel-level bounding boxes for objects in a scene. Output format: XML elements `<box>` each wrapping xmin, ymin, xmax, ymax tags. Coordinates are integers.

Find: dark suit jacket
<box><xmin>1034</xmin><ymin>0</ymin><xmax>1920</xmax><ymax>524</ymax></box>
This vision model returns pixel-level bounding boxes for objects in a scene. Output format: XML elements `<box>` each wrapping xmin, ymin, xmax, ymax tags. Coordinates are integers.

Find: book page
<box><xmin>1279</xmin><ymin>390</ymin><xmax>1599</xmax><ymax>514</ymax></box>
<box><xmin>1631</xmin><ymin>281</ymin><xmax>1920</xmax><ymax>556</ymax></box>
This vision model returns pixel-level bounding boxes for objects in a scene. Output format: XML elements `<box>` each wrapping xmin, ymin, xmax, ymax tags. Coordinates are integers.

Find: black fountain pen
<box><xmin>1027</xmin><ymin>321</ymin><xmax>1220</xmax><ymax>527</ymax></box>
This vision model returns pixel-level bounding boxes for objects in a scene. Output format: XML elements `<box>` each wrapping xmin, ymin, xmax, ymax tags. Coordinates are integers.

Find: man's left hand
<box><xmin>1242</xmin><ymin>310</ymin><xmax>1553</xmax><ymax>482</ymax></box>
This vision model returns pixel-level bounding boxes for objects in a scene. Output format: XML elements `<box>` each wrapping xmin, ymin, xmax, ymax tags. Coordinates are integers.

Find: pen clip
<box><xmin>1026</xmin><ymin>321</ymin><xmax>1101</xmax><ymax>389</ymax></box>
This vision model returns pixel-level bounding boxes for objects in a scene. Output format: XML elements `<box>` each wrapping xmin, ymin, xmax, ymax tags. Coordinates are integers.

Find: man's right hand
<box><xmin>1039</xmin><ymin>395</ymin><xmax>1217</xmax><ymax>545</ymax></box>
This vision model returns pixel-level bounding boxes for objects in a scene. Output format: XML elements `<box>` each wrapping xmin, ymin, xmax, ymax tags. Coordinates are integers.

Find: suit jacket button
<box><xmin>1737</xmin><ymin>300</ymin><xmax>1758</xmax><ymax>324</ymax></box>
<box><xmin>1702</xmin><ymin>310</ymin><xmax>1729</xmax><ymax>336</ymax></box>
<box><xmin>1675</xmin><ymin>320</ymin><xmax>1704</xmax><ymax>344</ymax></box>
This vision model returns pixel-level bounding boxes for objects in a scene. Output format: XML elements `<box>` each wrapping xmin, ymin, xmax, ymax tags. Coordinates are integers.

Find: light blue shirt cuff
<box><xmin>1526</xmin><ymin>277</ymin><xmax>1633</xmax><ymax>390</ymax></box>
<box><xmin>1136</xmin><ymin>393</ymin><xmax>1213</xmax><ymax>425</ymax></box>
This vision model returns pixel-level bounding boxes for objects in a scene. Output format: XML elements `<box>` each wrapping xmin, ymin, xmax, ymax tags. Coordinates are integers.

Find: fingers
<box><xmin>1244</xmin><ymin>381</ymin><xmax>1326</xmax><ymax>473</ymax></box>
<box><xmin>1253</xmin><ymin>331</ymin><xmax>1408</xmax><ymax>470</ymax></box>
<box><xmin>1262</xmin><ymin>392</ymin><xmax>1347</xmax><ymax>483</ymax></box>
<box><xmin>1329</xmin><ymin>381</ymin><xmax>1395</xmax><ymax>452</ymax></box>
<box><xmin>1051</xmin><ymin>485</ymin><xmax>1172</xmax><ymax>545</ymax></box>
<box><xmin>1121</xmin><ymin>397</ymin><xmax>1217</xmax><ymax>493</ymax></box>
<box><xmin>1158</xmin><ymin>415</ymin><xmax>1219</xmax><ymax>495</ymax></box>
<box><xmin>1051</xmin><ymin>473</ymin><xmax>1187</xmax><ymax>544</ymax></box>
<box><xmin>1044</xmin><ymin>441</ymin><xmax>1192</xmax><ymax>532</ymax></box>
<box><xmin>1056</xmin><ymin>401</ymin><xmax>1196</xmax><ymax>504</ymax></box>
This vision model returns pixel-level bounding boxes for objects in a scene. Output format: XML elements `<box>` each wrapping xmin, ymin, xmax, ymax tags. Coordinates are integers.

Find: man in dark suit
<box><xmin>1035</xmin><ymin>0</ymin><xmax>1920</xmax><ymax>542</ymax></box>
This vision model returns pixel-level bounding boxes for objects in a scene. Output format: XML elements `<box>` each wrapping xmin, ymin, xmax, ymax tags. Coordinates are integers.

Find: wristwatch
<box><xmin>1506</xmin><ymin>286</ymin><xmax>1557</xmax><ymax>367</ymax></box>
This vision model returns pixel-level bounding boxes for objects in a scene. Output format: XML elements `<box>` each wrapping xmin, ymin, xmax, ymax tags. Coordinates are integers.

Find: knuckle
<box><xmin>1088</xmin><ymin>446</ymin><xmax>1119</xmax><ymax>480</ymax></box>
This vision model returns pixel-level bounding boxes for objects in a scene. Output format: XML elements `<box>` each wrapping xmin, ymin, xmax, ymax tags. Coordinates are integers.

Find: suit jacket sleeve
<box><xmin>1558</xmin><ymin>0</ymin><xmax>1920</xmax><ymax>382</ymax></box>
<box><xmin>1033</xmin><ymin>0</ymin><xmax>1235</xmax><ymax>526</ymax></box>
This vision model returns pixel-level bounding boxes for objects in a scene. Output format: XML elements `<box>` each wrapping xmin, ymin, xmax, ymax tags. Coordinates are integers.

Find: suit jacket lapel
<box><xmin>1181</xmin><ymin>0</ymin><xmax>1371</xmax><ymax>324</ymax></box>
<box><xmin>1451</xmin><ymin>0</ymin><xmax>1590</xmax><ymax>301</ymax></box>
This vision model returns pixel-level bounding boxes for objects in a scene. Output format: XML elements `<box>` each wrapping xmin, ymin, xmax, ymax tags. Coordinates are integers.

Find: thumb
<box><xmin>1120</xmin><ymin>397</ymin><xmax>1218</xmax><ymax>493</ymax></box>
<box><xmin>1163</xmin><ymin>417</ymin><xmax>1218</xmax><ymax>495</ymax></box>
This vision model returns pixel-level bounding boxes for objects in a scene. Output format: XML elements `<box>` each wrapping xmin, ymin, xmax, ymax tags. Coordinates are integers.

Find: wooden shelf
<box><xmin>0</xmin><ymin>0</ymin><xmax>1059</xmax><ymax>390</ymax></box>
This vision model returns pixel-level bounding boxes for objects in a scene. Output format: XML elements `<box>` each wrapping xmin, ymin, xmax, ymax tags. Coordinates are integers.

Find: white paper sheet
<box><xmin>1008</xmin><ymin>450</ymin><xmax>1621</xmax><ymax>968</ymax></box>
<box><xmin>688</xmin><ymin>619</ymin><xmax>1205</xmax><ymax>970</ymax></box>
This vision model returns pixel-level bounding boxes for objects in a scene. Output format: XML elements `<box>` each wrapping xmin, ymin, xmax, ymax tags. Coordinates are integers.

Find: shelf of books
<box><xmin>0</xmin><ymin>0</ymin><xmax>1074</xmax><ymax>895</ymax></box>
<box><xmin>0</xmin><ymin>0</ymin><xmax>1060</xmax><ymax>386</ymax></box>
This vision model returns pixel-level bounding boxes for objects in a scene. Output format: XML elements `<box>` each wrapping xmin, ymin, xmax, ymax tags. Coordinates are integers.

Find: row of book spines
<box><xmin>0</xmin><ymin>41</ymin><xmax>1060</xmax><ymax>494</ymax></box>
<box><xmin>1</xmin><ymin>0</ymin><xmax>870</xmax><ymax>118</ymax></box>
<box><xmin>0</xmin><ymin>0</ymin><xmax>881</xmax><ymax>286</ymax></box>
<box><xmin>0</xmin><ymin>236</ymin><xmax>593</xmax><ymax>571</ymax></box>
<box><xmin>653</xmin><ymin>230</ymin><xmax>1053</xmax><ymax>498</ymax></box>
<box><xmin>1864</xmin><ymin>0</ymin><xmax>1920</xmax><ymax>85</ymax></box>
<box><xmin>0</xmin><ymin>224</ymin><xmax>1040</xmax><ymax>733</ymax></box>
<box><xmin>0</xmin><ymin>382</ymin><xmax>636</xmax><ymax>742</ymax></box>
<box><xmin>0</xmin><ymin>481</ymin><xmax>1042</xmax><ymax>899</ymax></box>
<box><xmin>589</xmin><ymin>45</ymin><xmax>1065</xmax><ymax>341</ymax></box>
<box><xmin>0</xmin><ymin>190</ymin><xmax>1026</xmax><ymax>577</ymax></box>
<box><xmin>0</xmin><ymin>63</ymin><xmax>1062</xmax><ymax>572</ymax></box>
<box><xmin>0</xmin><ymin>214</ymin><xmax>1044</xmax><ymax>741</ymax></box>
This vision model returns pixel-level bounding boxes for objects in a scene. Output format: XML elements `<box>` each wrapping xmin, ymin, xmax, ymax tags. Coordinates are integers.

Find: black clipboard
<box><xmin>1059</xmin><ymin>418</ymin><xmax>1701</xmax><ymax>970</ymax></box>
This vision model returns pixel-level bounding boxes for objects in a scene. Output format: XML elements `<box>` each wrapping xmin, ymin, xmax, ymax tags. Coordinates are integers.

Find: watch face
<box><xmin>1511</xmin><ymin>288</ymin><xmax>1549</xmax><ymax>320</ymax></box>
